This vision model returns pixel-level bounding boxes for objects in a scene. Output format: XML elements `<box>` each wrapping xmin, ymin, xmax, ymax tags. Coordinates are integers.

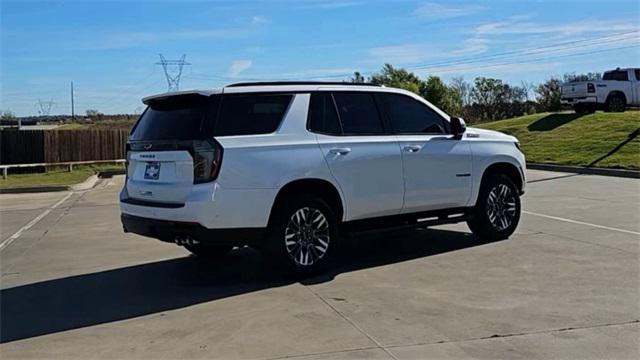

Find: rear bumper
<box><xmin>120</xmin><ymin>182</ymin><xmax>278</xmax><ymax>229</ymax></box>
<box><xmin>561</xmin><ymin>96</ymin><xmax>597</xmax><ymax>105</ymax></box>
<box><xmin>121</xmin><ymin>214</ymin><xmax>265</xmax><ymax>246</ymax></box>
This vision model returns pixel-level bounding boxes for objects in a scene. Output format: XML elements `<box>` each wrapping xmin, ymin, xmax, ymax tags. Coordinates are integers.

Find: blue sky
<box><xmin>2</xmin><ymin>0</ymin><xmax>639</xmax><ymax>116</ymax></box>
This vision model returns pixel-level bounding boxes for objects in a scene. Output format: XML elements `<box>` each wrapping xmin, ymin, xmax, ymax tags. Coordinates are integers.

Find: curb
<box><xmin>527</xmin><ymin>163</ymin><xmax>640</xmax><ymax>179</ymax></box>
<box><xmin>69</xmin><ymin>174</ymin><xmax>99</xmax><ymax>191</ymax></box>
<box><xmin>0</xmin><ymin>185</ymin><xmax>69</xmax><ymax>194</ymax></box>
<box><xmin>0</xmin><ymin>172</ymin><xmax>112</xmax><ymax>194</ymax></box>
<box><xmin>98</xmin><ymin>169</ymin><xmax>126</xmax><ymax>178</ymax></box>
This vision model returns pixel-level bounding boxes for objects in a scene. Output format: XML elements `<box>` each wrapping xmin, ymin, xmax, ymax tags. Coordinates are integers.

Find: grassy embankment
<box><xmin>476</xmin><ymin>111</ymin><xmax>639</xmax><ymax>169</ymax></box>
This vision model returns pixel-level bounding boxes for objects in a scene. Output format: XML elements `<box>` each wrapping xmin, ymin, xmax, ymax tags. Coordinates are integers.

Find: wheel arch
<box><xmin>268</xmin><ymin>178</ymin><xmax>345</xmax><ymax>225</ymax></box>
<box><xmin>606</xmin><ymin>90</ymin><xmax>627</xmax><ymax>104</ymax></box>
<box><xmin>482</xmin><ymin>162</ymin><xmax>524</xmax><ymax>192</ymax></box>
<box><xmin>472</xmin><ymin>161</ymin><xmax>525</xmax><ymax>207</ymax></box>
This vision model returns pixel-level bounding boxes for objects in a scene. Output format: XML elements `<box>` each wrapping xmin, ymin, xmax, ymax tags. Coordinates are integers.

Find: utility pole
<box><xmin>71</xmin><ymin>81</ymin><xmax>75</xmax><ymax>121</ymax></box>
<box><xmin>156</xmin><ymin>54</ymin><xmax>190</xmax><ymax>92</ymax></box>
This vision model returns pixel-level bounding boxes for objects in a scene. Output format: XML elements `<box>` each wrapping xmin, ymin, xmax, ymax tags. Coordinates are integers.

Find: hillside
<box><xmin>476</xmin><ymin>111</ymin><xmax>640</xmax><ymax>170</ymax></box>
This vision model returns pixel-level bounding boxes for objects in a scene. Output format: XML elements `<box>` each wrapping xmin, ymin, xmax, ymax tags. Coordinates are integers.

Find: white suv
<box><xmin>120</xmin><ymin>82</ymin><xmax>526</xmax><ymax>275</ymax></box>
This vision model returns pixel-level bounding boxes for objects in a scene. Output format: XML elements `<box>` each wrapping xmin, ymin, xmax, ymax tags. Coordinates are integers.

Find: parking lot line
<box><xmin>0</xmin><ymin>192</ymin><xmax>73</xmax><ymax>252</ymax></box>
<box><xmin>523</xmin><ymin>210</ymin><xmax>640</xmax><ymax>236</ymax></box>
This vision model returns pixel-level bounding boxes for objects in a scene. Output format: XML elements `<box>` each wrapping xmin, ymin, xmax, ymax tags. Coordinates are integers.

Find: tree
<box><xmin>1</xmin><ymin>109</ymin><xmax>16</xmax><ymax>120</ymax></box>
<box><xmin>350</xmin><ymin>71</ymin><xmax>366</xmax><ymax>83</ymax></box>
<box><xmin>563</xmin><ymin>72</ymin><xmax>601</xmax><ymax>83</ymax></box>
<box><xmin>422</xmin><ymin>76</ymin><xmax>461</xmax><ymax>116</ymax></box>
<box><xmin>520</xmin><ymin>81</ymin><xmax>535</xmax><ymax>102</ymax></box>
<box><xmin>450</xmin><ymin>77</ymin><xmax>472</xmax><ymax>106</ymax></box>
<box><xmin>369</xmin><ymin>63</ymin><xmax>423</xmax><ymax>94</ymax></box>
<box><xmin>535</xmin><ymin>78</ymin><xmax>563</xmax><ymax>112</ymax></box>
<box><xmin>85</xmin><ymin>109</ymin><xmax>104</xmax><ymax>120</ymax></box>
<box><xmin>469</xmin><ymin>77</ymin><xmax>531</xmax><ymax>121</ymax></box>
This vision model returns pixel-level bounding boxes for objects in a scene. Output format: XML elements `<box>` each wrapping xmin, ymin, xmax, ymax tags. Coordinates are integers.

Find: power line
<box><xmin>411</xmin><ymin>30</ymin><xmax>639</xmax><ymax>70</ymax></box>
<box><xmin>185</xmin><ymin>30</ymin><xmax>639</xmax><ymax>83</ymax></box>
<box><xmin>284</xmin><ymin>42</ymin><xmax>640</xmax><ymax>81</ymax></box>
<box><xmin>409</xmin><ymin>44</ymin><xmax>640</xmax><ymax>74</ymax></box>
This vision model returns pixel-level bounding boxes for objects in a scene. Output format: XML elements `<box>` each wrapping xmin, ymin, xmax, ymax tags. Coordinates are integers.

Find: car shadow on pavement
<box><xmin>0</xmin><ymin>228</ymin><xmax>499</xmax><ymax>344</ymax></box>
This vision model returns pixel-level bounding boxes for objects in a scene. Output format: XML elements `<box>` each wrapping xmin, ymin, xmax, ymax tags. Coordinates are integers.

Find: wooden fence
<box><xmin>0</xmin><ymin>129</ymin><xmax>128</xmax><ymax>165</ymax></box>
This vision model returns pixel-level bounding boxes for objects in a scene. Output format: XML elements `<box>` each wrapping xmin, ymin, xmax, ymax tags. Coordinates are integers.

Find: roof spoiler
<box><xmin>142</xmin><ymin>90</ymin><xmax>219</xmax><ymax>105</ymax></box>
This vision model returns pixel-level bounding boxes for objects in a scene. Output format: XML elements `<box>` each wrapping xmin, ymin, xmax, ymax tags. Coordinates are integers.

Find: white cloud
<box><xmin>251</xmin><ymin>15</ymin><xmax>268</xmax><ymax>25</ymax></box>
<box><xmin>475</xmin><ymin>18</ymin><xmax>638</xmax><ymax>36</ymax></box>
<box><xmin>367</xmin><ymin>44</ymin><xmax>436</xmax><ymax>64</ymax></box>
<box><xmin>246</xmin><ymin>46</ymin><xmax>263</xmax><ymax>53</ymax></box>
<box><xmin>297</xmin><ymin>1</ymin><xmax>361</xmax><ymax>9</ymax></box>
<box><xmin>86</xmin><ymin>28</ymin><xmax>248</xmax><ymax>50</ymax></box>
<box><xmin>413</xmin><ymin>2</ymin><xmax>483</xmax><ymax>20</ymax></box>
<box><xmin>231</xmin><ymin>67</ymin><xmax>354</xmax><ymax>81</ymax></box>
<box><xmin>451</xmin><ymin>37</ymin><xmax>489</xmax><ymax>56</ymax></box>
<box><xmin>227</xmin><ymin>60</ymin><xmax>252</xmax><ymax>77</ymax></box>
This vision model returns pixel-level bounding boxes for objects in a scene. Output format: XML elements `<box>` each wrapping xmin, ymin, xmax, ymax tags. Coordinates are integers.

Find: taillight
<box><xmin>193</xmin><ymin>139</ymin><xmax>223</xmax><ymax>184</ymax></box>
<box><xmin>587</xmin><ymin>83</ymin><xmax>595</xmax><ymax>93</ymax></box>
<box><xmin>124</xmin><ymin>143</ymin><xmax>132</xmax><ymax>177</ymax></box>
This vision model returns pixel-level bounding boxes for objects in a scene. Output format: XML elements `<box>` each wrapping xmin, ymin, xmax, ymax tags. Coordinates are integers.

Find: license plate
<box><xmin>144</xmin><ymin>162</ymin><xmax>161</xmax><ymax>180</ymax></box>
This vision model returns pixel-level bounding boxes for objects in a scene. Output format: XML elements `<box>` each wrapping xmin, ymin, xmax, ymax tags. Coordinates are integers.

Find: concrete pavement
<box><xmin>0</xmin><ymin>171</ymin><xmax>638</xmax><ymax>359</ymax></box>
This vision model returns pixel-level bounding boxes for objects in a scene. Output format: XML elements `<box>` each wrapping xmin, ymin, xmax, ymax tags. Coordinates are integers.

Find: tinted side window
<box><xmin>378</xmin><ymin>93</ymin><xmax>447</xmax><ymax>134</ymax></box>
<box><xmin>635</xmin><ymin>69</ymin><xmax>640</xmax><ymax>81</ymax></box>
<box><xmin>333</xmin><ymin>92</ymin><xmax>384</xmax><ymax>134</ymax></box>
<box><xmin>308</xmin><ymin>93</ymin><xmax>342</xmax><ymax>135</ymax></box>
<box><xmin>214</xmin><ymin>94</ymin><xmax>292</xmax><ymax>136</ymax></box>
<box><xmin>602</xmin><ymin>70</ymin><xmax>629</xmax><ymax>81</ymax></box>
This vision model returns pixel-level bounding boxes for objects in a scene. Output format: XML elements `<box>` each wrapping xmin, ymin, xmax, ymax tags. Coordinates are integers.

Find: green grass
<box><xmin>57</xmin><ymin>119</ymin><xmax>136</xmax><ymax>131</ymax></box>
<box><xmin>476</xmin><ymin>111</ymin><xmax>640</xmax><ymax>169</ymax></box>
<box><xmin>0</xmin><ymin>164</ymin><xmax>125</xmax><ymax>189</ymax></box>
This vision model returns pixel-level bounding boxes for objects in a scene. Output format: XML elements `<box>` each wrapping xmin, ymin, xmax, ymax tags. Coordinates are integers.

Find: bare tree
<box><xmin>450</xmin><ymin>76</ymin><xmax>472</xmax><ymax>106</ymax></box>
<box><xmin>520</xmin><ymin>81</ymin><xmax>535</xmax><ymax>102</ymax></box>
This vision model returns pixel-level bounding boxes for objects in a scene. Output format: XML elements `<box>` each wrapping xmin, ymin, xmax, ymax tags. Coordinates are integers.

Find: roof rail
<box><xmin>226</xmin><ymin>81</ymin><xmax>381</xmax><ymax>87</ymax></box>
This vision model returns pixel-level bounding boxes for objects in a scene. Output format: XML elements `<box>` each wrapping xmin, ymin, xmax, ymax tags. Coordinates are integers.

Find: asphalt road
<box><xmin>1</xmin><ymin>170</ymin><xmax>638</xmax><ymax>359</ymax></box>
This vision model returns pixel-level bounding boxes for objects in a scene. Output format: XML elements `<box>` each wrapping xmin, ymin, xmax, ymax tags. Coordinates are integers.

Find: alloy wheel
<box><xmin>284</xmin><ymin>207</ymin><xmax>330</xmax><ymax>266</ymax></box>
<box><xmin>609</xmin><ymin>97</ymin><xmax>625</xmax><ymax>112</ymax></box>
<box><xmin>486</xmin><ymin>184</ymin><xmax>517</xmax><ymax>231</ymax></box>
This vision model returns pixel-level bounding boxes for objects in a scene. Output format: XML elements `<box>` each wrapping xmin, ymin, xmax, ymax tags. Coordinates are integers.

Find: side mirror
<box><xmin>450</xmin><ymin>117</ymin><xmax>466</xmax><ymax>137</ymax></box>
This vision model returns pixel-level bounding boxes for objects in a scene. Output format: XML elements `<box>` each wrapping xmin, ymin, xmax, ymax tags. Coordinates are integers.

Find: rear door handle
<box><xmin>329</xmin><ymin>148</ymin><xmax>351</xmax><ymax>155</ymax></box>
<box><xmin>403</xmin><ymin>145</ymin><xmax>422</xmax><ymax>153</ymax></box>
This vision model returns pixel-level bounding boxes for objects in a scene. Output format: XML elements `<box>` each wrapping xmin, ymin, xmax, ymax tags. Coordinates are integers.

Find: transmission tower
<box><xmin>156</xmin><ymin>54</ymin><xmax>190</xmax><ymax>92</ymax></box>
<box><xmin>35</xmin><ymin>99</ymin><xmax>55</xmax><ymax>116</ymax></box>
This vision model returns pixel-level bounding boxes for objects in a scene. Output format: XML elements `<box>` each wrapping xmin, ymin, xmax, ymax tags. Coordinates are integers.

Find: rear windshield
<box><xmin>214</xmin><ymin>94</ymin><xmax>292</xmax><ymax>136</ymax></box>
<box><xmin>130</xmin><ymin>93</ymin><xmax>292</xmax><ymax>140</ymax></box>
<box><xmin>130</xmin><ymin>94</ymin><xmax>214</xmax><ymax>141</ymax></box>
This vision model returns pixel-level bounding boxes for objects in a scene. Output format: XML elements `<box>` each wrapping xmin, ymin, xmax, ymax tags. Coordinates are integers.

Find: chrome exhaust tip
<box><xmin>174</xmin><ymin>235</ymin><xmax>199</xmax><ymax>246</ymax></box>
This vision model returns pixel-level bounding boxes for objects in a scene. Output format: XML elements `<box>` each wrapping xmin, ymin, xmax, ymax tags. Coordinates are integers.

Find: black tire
<box><xmin>467</xmin><ymin>174</ymin><xmax>521</xmax><ymax>241</ymax></box>
<box><xmin>184</xmin><ymin>244</ymin><xmax>233</xmax><ymax>257</ymax></box>
<box><xmin>574</xmin><ymin>104</ymin><xmax>595</xmax><ymax>114</ymax></box>
<box><xmin>265</xmin><ymin>195</ymin><xmax>338</xmax><ymax>277</ymax></box>
<box><xmin>606</xmin><ymin>94</ymin><xmax>626</xmax><ymax>112</ymax></box>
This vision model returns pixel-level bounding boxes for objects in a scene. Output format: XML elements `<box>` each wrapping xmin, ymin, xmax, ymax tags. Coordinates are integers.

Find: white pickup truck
<box><xmin>561</xmin><ymin>68</ymin><xmax>640</xmax><ymax>113</ymax></box>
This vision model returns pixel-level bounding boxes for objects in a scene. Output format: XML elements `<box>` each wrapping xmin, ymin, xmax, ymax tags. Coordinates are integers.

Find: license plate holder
<box><xmin>144</xmin><ymin>162</ymin><xmax>161</xmax><ymax>180</ymax></box>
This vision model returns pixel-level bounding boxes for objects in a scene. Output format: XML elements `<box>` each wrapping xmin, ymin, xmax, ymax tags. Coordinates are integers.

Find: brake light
<box><xmin>124</xmin><ymin>143</ymin><xmax>132</xmax><ymax>177</ymax></box>
<box><xmin>193</xmin><ymin>139</ymin><xmax>223</xmax><ymax>184</ymax></box>
<box><xmin>587</xmin><ymin>83</ymin><xmax>595</xmax><ymax>93</ymax></box>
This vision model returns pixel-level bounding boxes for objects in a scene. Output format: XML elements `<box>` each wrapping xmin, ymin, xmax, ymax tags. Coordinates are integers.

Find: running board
<box><xmin>341</xmin><ymin>207</ymin><xmax>474</xmax><ymax>237</ymax></box>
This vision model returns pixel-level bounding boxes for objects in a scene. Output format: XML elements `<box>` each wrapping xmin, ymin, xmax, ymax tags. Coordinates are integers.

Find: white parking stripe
<box><xmin>0</xmin><ymin>192</ymin><xmax>73</xmax><ymax>252</ymax></box>
<box><xmin>523</xmin><ymin>210</ymin><xmax>640</xmax><ymax>236</ymax></box>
